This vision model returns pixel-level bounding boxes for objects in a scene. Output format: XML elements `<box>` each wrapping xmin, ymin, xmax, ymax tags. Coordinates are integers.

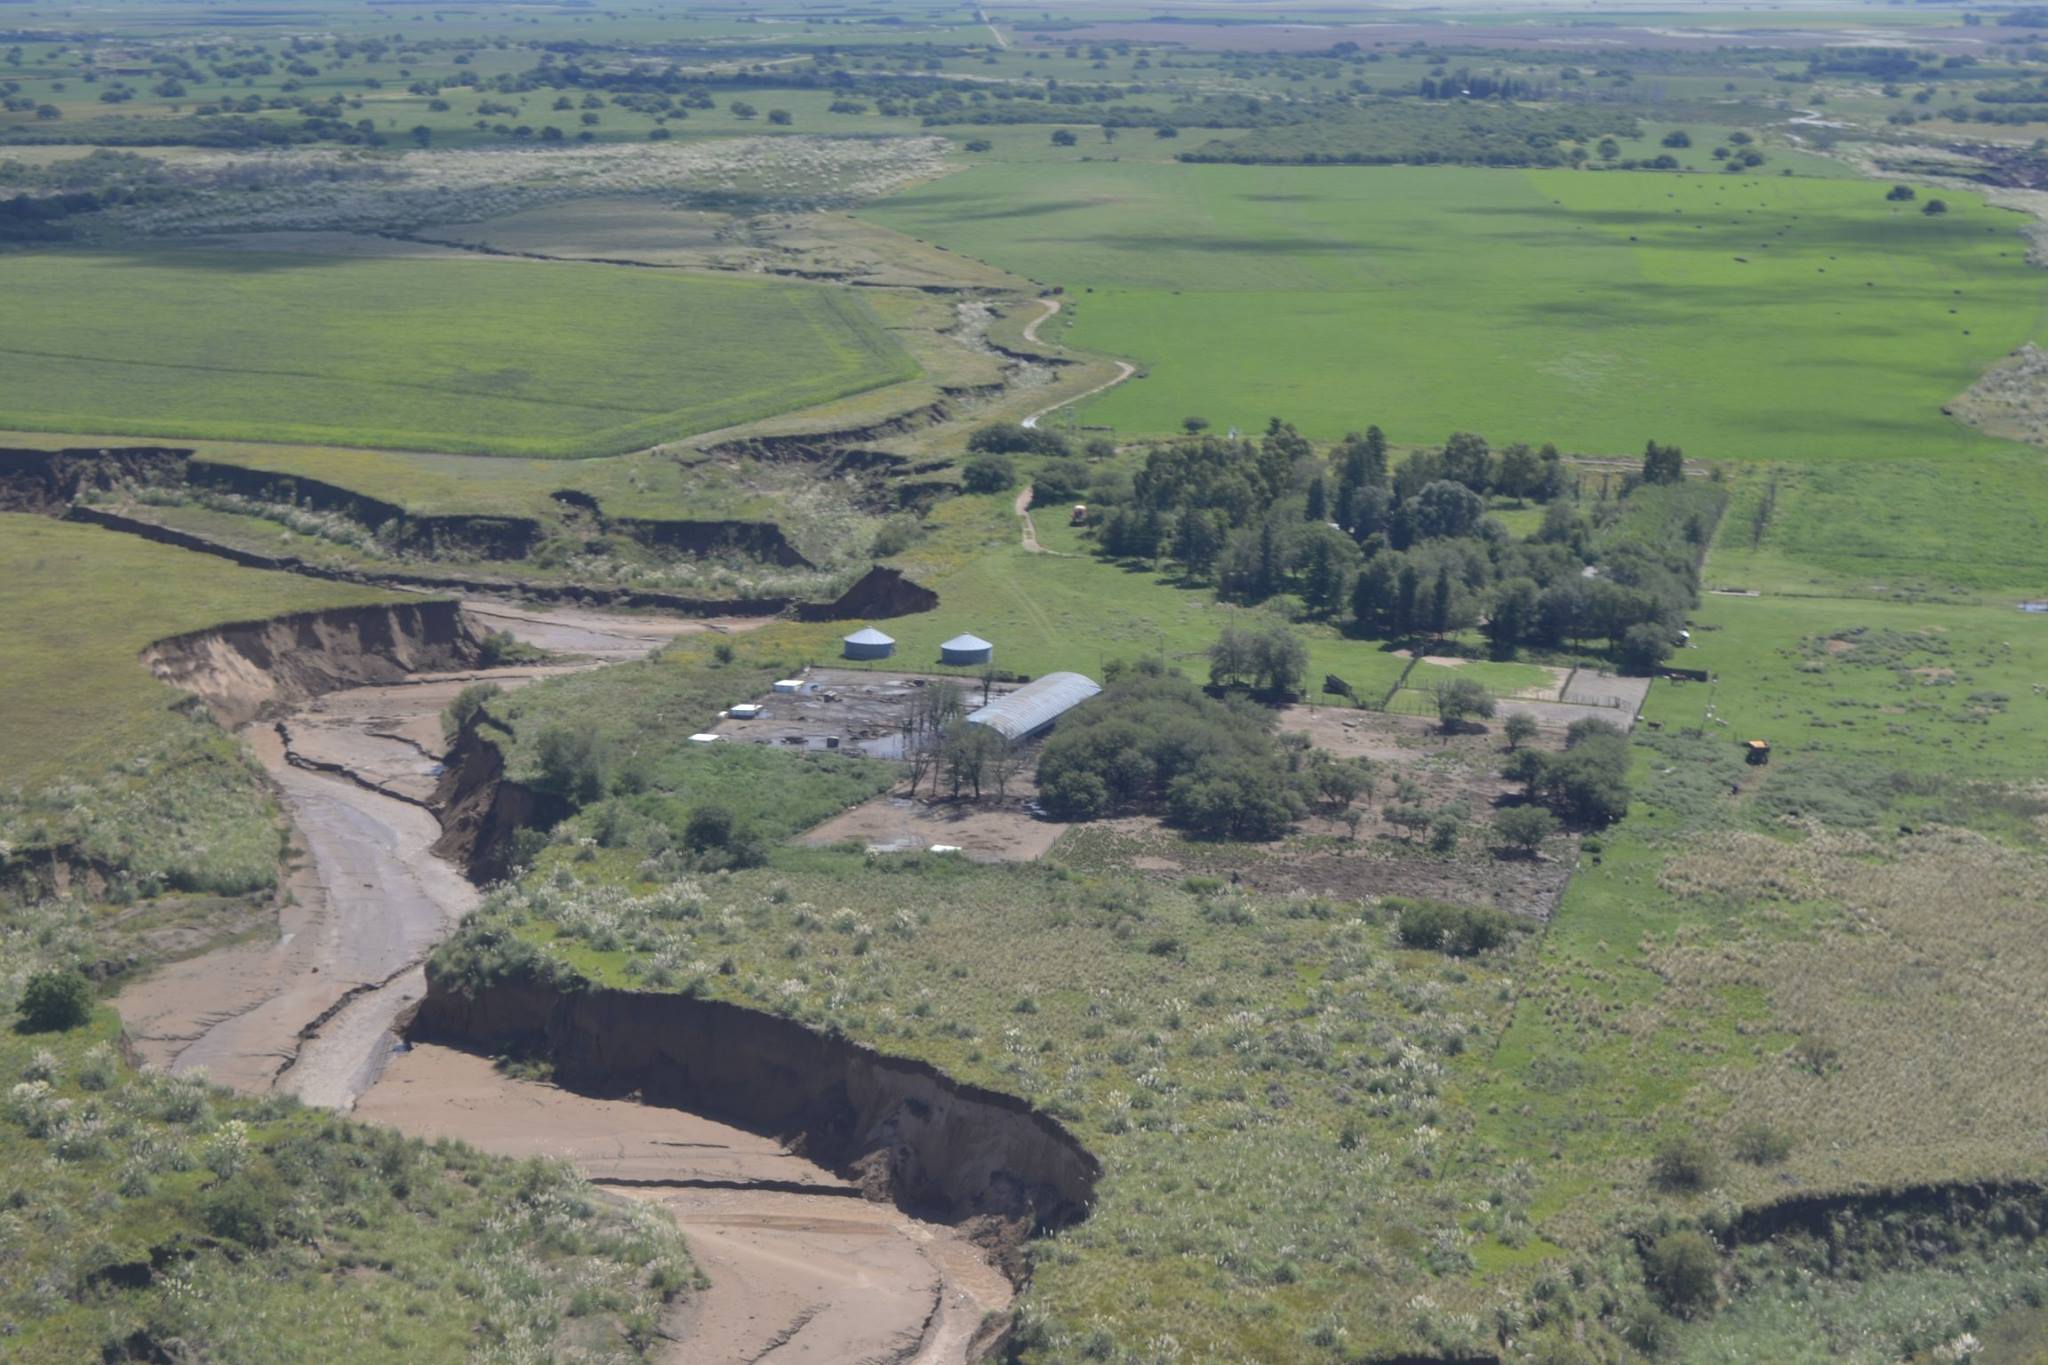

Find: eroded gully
<box><xmin>113</xmin><ymin>600</ymin><xmax>1012</xmax><ymax>1364</ymax></box>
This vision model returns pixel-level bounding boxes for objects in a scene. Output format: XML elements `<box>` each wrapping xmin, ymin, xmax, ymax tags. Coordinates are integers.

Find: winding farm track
<box><xmin>1017</xmin><ymin>298</ymin><xmax>1138</xmax><ymax>430</ymax></box>
<box><xmin>114</xmin><ymin>599</ymin><xmax>1010</xmax><ymax>1364</ymax></box>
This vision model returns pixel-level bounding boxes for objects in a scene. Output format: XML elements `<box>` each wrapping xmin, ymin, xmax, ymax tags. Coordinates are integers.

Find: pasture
<box><xmin>0</xmin><ymin>514</ymin><xmax>397</xmax><ymax>896</ymax></box>
<box><xmin>0</xmin><ymin>513</ymin><xmax>396</xmax><ymax>781</ymax></box>
<box><xmin>0</xmin><ymin>248</ymin><xmax>916</xmax><ymax>457</ymax></box>
<box><xmin>867</xmin><ymin>163</ymin><xmax>2047</xmax><ymax>460</ymax></box>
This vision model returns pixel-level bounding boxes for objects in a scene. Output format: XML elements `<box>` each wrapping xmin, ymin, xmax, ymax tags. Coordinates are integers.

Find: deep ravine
<box><xmin>112</xmin><ymin>599</ymin><xmax>1015</xmax><ymax>1364</ymax></box>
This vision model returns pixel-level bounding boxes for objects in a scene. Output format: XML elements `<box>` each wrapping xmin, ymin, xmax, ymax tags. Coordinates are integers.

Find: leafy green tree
<box><xmin>1182</xmin><ymin>415</ymin><xmax>1210</xmax><ymax>434</ymax></box>
<box><xmin>1922</xmin><ymin>197</ymin><xmax>1948</xmax><ymax>215</ymax></box>
<box><xmin>1169</xmin><ymin>508</ymin><xmax>1226</xmax><ymax>576</ymax></box>
<box><xmin>1620</xmin><ymin>622</ymin><xmax>1673</xmax><ymax>676</ymax></box>
<box><xmin>1440</xmin><ymin>431</ymin><xmax>1491</xmax><ymax>491</ymax></box>
<box><xmin>1661</xmin><ymin>129</ymin><xmax>1691</xmax><ymax>148</ymax></box>
<box><xmin>1298</xmin><ymin>526</ymin><xmax>1357</xmax><ymax>617</ymax></box>
<box><xmin>1351</xmin><ymin>555</ymin><xmax>1399</xmax><ymax>636</ymax></box>
<box><xmin>1412</xmin><ymin>480</ymin><xmax>1485</xmax><ymax>539</ymax></box>
<box><xmin>1493</xmin><ymin>441</ymin><xmax>1542</xmax><ymax>501</ymax></box>
<box><xmin>1167</xmin><ymin>759</ymin><xmax>1304</xmax><ymax>840</ymax></box>
<box><xmin>1503</xmin><ymin>711</ymin><xmax>1539</xmax><ymax>750</ymax></box>
<box><xmin>1493</xmin><ymin>804</ymin><xmax>1557</xmax><ymax>856</ymax></box>
<box><xmin>1485</xmin><ymin>577</ymin><xmax>1540</xmax><ymax>657</ymax></box>
<box><xmin>1428</xmin><ymin>808</ymin><xmax>1463</xmax><ymax>852</ymax></box>
<box><xmin>1394</xmin><ymin>561</ymin><xmax>1422</xmax><ymax>636</ymax></box>
<box><xmin>1433</xmin><ymin>676</ymin><xmax>1495</xmax><ymax>732</ymax></box>
<box><xmin>969</xmin><ymin>422</ymin><xmax>1069</xmax><ymax>456</ymax></box>
<box><xmin>1051</xmin><ymin>127</ymin><xmax>1077</xmax><ymax>146</ymax></box>
<box><xmin>1641</xmin><ymin>439</ymin><xmax>1684</xmax><ymax>485</ymax></box>
<box><xmin>767</xmin><ymin>108</ymin><xmax>791</xmax><ymax>125</ymax></box>
<box><xmin>1885</xmin><ymin>183</ymin><xmax>1916</xmax><ymax>201</ymax></box>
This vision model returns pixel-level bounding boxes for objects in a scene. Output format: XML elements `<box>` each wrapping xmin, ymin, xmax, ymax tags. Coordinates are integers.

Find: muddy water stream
<box><xmin>113</xmin><ymin>601</ymin><xmax>1011</xmax><ymax>1363</ymax></box>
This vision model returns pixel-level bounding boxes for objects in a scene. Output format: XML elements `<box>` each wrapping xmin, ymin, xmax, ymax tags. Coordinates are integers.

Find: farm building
<box><xmin>941</xmin><ymin>633</ymin><xmax>994</xmax><ymax>666</ymax></box>
<box><xmin>966</xmin><ymin>671</ymin><xmax>1101</xmax><ymax>742</ymax></box>
<box><xmin>843</xmin><ymin>626</ymin><xmax>896</xmax><ymax>661</ymax></box>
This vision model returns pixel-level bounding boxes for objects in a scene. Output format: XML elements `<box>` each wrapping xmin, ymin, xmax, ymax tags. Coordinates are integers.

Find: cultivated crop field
<box><xmin>867</xmin><ymin>163</ymin><xmax>2046</xmax><ymax>459</ymax></box>
<box><xmin>0</xmin><ymin>248</ymin><xmax>916</xmax><ymax>456</ymax></box>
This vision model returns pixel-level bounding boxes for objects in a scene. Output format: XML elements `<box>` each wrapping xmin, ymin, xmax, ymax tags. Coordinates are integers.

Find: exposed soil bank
<box><xmin>358</xmin><ymin>1043</ymin><xmax>1014</xmax><ymax>1365</ymax></box>
<box><xmin>430</xmin><ymin>714</ymin><xmax>561</xmax><ymax>884</ymax></box>
<box><xmin>117</xmin><ymin>603</ymin><xmax>709</xmax><ymax>1105</ymax></box>
<box><xmin>140</xmin><ymin>599</ymin><xmax>484</xmax><ymax>730</ymax></box>
<box><xmin>74</xmin><ymin>502</ymin><xmax>800</xmax><ymax>615</ymax></box>
<box><xmin>0</xmin><ymin>444</ymin><xmax>188</xmax><ymax>511</ymax></box>
<box><xmin>411</xmin><ymin>971</ymin><xmax>1100</xmax><ymax>1282</ymax></box>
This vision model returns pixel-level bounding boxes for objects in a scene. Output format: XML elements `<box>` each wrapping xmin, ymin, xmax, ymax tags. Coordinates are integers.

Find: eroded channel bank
<box><xmin>410</xmin><ymin>970</ymin><xmax>1100</xmax><ymax>1280</ymax></box>
<box><xmin>113</xmin><ymin>594</ymin><xmax>1085</xmax><ymax>1362</ymax></box>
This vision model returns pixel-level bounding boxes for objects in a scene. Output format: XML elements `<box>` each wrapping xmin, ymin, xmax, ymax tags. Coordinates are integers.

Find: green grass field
<box><xmin>867</xmin><ymin>163</ymin><xmax>2048</xmax><ymax>460</ymax></box>
<box><xmin>0</xmin><ymin>513</ymin><xmax>397</xmax><ymax>781</ymax></box>
<box><xmin>0</xmin><ymin>249</ymin><xmax>916</xmax><ymax>457</ymax></box>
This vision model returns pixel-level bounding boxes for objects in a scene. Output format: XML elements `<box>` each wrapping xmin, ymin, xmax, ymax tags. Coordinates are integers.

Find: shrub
<box><xmin>961</xmin><ymin>453</ymin><xmax>1017</xmax><ymax>494</ymax></box>
<box><xmin>17</xmin><ymin>970</ymin><xmax>92</xmax><ymax>1032</ymax></box>
<box><xmin>1503</xmin><ymin>712</ymin><xmax>1539</xmax><ymax>749</ymax></box>
<box><xmin>1650</xmin><ymin>1133</ymin><xmax>1720</xmax><ymax>1192</ymax></box>
<box><xmin>1034</xmin><ymin>458</ymin><xmax>1091</xmax><ymax>502</ymax></box>
<box><xmin>442</xmin><ymin>681</ymin><xmax>503</xmax><ymax>739</ymax></box>
<box><xmin>1645</xmin><ymin>1230</ymin><xmax>1720</xmax><ymax>1317</ymax></box>
<box><xmin>967</xmin><ymin>422</ymin><xmax>1069</xmax><ymax>457</ymax></box>
<box><xmin>1392</xmin><ymin>898</ymin><xmax>1518</xmax><ymax>956</ymax></box>
<box><xmin>202</xmin><ymin>1167</ymin><xmax>289</xmax><ymax>1248</ymax></box>
<box><xmin>534</xmin><ymin>724</ymin><xmax>611</xmax><ymax>806</ymax></box>
<box><xmin>682</xmin><ymin>803</ymin><xmax>768</xmax><ymax>871</ymax></box>
<box><xmin>1733</xmin><ymin>1120</ymin><xmax>1793</xmax><ymax>1165</ymax></box>
<box><xmin>477</xmin><ymin>630</ymin><xmax>543</xmax><ymax>668</ymax></box>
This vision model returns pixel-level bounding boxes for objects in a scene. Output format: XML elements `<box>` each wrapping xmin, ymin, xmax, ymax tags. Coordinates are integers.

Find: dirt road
<box><xmin>1017</xmin><ymin>299</ymin><xmax>1137</xmax><ymax>430</ymax></box>
<box><xmin>1013</xmin><ymin>483</ymin><xmax>1048</xmax><ymax>553</ymax></box>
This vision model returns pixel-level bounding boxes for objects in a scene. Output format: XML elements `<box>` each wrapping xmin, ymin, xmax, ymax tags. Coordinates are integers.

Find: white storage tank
<box><xmin>940</xmin><ymin>633</ymin><xmax>994</xmax><ymax>667</ymax></box>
